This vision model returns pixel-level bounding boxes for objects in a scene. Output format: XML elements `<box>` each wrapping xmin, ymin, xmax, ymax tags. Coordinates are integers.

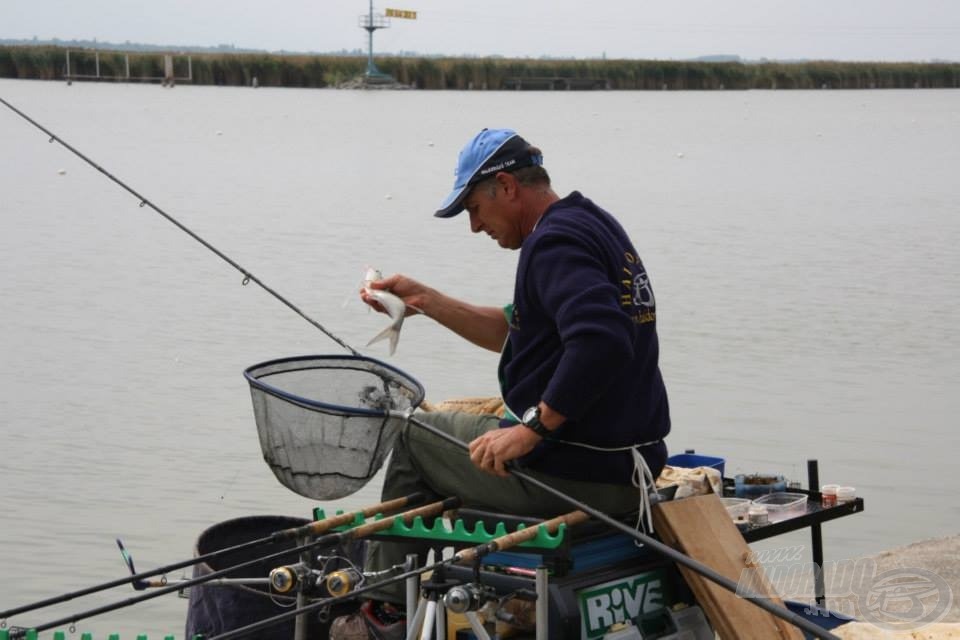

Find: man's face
<box><xmin>464</xmin><ymin>179</ymin><xmax>522</xmax><ymax>250</ymax></box>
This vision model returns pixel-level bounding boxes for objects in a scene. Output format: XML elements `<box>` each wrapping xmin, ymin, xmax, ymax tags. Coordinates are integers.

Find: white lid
<box><xmin>836</xmin><ymin>486</ymin><xmax>856</xmax><ymax>497</ymax></box>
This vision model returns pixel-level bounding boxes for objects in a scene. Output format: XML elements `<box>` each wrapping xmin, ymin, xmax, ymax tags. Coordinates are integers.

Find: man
<box><xmin>361</xmin><ymin>127</ymin><xmax>670</xmax><ymax>603</ymax></box>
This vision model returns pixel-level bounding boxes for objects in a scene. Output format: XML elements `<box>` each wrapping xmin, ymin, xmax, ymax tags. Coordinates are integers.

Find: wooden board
<box><xmin>652</xmin><ymin>494</ymin><xmax>804</xmax><ymax>640</ymax></box>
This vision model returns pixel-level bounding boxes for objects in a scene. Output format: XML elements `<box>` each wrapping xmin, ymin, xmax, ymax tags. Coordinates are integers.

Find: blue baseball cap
<box><xmin>435</xmin><ymin>128</ymin><xmax>544</xmax><ymax>218</ymax></box>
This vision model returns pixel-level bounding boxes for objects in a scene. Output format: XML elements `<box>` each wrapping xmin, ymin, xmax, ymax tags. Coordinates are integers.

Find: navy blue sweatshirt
<box><xmin>501</xmin><ymin>192</ymin><xmax>670</xmax><ymax>484</ymax></box>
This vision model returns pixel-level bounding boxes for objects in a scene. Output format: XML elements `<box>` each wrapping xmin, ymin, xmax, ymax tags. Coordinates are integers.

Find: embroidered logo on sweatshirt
<box><xmin>621</xmin><ymin>252</ymin><xmax>656</xmax><ymax>324</ymax></box>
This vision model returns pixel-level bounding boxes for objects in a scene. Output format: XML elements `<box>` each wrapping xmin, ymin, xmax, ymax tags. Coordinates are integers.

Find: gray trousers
<box><xmin>364</xmin><ymin>411</ymin><xmax>643</xmax><ymax>602</ymax></box>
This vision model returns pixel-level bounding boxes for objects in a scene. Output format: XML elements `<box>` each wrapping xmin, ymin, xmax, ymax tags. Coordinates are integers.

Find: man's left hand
<box><xmin>468</xmin><ymin>426</ymin><xmax>541</xmax><ymax>478</ymax></box>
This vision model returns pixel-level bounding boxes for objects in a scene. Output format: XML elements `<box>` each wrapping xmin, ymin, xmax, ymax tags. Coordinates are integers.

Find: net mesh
<box><xmin>244</xmin><ymin>355</ymin><xmax>424</xmax><ymax>500</ymax></box>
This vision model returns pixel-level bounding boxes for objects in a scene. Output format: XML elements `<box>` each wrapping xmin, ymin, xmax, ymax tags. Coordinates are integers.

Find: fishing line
<box><xmin>0</xmin><ymin>95</ymin><xmax>359</xmax><ymax>356</ymax></box>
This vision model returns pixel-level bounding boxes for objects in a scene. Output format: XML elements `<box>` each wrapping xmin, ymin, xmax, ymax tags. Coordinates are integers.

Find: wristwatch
<box><xmin>521</xmin><ymin>405</ymin><xmax>552</xmax><ymax>438</ymax></box>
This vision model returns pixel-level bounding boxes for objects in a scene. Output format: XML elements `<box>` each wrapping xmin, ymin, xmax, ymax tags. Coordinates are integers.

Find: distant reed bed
<box><xmin>2</xmin><ymin>46</ymin><xmax>958</xmax><ymax>90</ymax></box>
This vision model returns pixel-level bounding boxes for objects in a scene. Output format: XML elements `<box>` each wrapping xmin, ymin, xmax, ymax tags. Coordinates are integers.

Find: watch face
<box><xmin>522</xmin><ymin>406</ymin><xmax>538</xmax><ymax>424</ymax></box>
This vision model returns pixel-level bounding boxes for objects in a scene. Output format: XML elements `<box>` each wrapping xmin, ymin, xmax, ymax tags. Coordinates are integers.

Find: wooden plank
<box><xmin>652</xmin><ymin>494</ymin><xmax>803</xmax><ymax>640</ymax></box>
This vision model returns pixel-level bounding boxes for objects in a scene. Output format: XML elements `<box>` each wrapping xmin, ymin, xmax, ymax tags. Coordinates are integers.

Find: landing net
<box><xmin>244</xmin><ymin>355</ymin><xmax>424</xmax><ymax>500</ymax></box>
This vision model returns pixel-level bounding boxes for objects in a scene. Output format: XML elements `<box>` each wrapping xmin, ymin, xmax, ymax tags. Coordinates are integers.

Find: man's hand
<box><xmin>360</xmin><ymin>273</ymin><xmax>431</xmax><ymax>317</ymax></box>
<box><xmin>468</xmin><ymin>426</ymin><xmax>541</xmax><ymax>477</ymax></box>
<box><xmin>360</xmin><ymin>273</ymin><xmax>509</xmax><ymax>352</ymax></box>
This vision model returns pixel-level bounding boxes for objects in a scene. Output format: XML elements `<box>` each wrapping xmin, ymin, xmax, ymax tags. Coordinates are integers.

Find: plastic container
<box><xmin>821</xmin><ymin>484</ymin><xmax>840</xmax><ymax>507</ymax></box>
<box><xmin>747</xmin><ymin>504</ymin><xmax>769</xmax><ymax>525</ymax></box>
<box><xmin>719</xmin><ymin>497</ymin><xmax>751</xmax><ymax>519</ymax></box>
<box><xmin>734</xmin><ymin>474</ymin><xmax>786</xmax><ymax>497</ymax></box>
<box><xmin>661</xmin><ymin>605</ymin><xmax>714</xmax><ymax>640</ymax></box>
<box><xmin>836</xmin><ymin>486</ymin><xmax>856</xmax><ymax>504</ymax></box>
<box><xmin>666</xmin><ymin>453</ymin><xmax>725</xmax><ymax>477</ymax></box>
<box><xmin>752</xmin><ymin>492</ymin><xmax>808</xmax><ymax>522</ymax></box>
<box><xmin>601</xmin><ymin>623</ymin><xmax>644</xmax><ymax>639</ymax></box>
<box><xmin>663</xmin><ymin>607</ymin><xmax>716</xmax><ymax>640</ymax></box>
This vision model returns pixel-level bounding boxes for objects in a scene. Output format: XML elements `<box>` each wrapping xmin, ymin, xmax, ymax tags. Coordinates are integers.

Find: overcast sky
<box><xmin>4</xmin><ymin>0</ymin><xmax>959</xmax><ymax>62</ymax></box>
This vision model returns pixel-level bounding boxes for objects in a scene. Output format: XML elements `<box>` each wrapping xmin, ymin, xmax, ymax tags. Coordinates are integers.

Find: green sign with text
<box><xmin>578</xmin><ymin>570</ymin><xmax>668</xmax><ymax>638</ymax></box>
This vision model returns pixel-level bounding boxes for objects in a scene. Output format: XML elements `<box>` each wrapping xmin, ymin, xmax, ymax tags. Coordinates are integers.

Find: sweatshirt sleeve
<box><xmin>526</xmin><ymin>232</ymin><xmax>635</xmax><ymax>421</ymax></box>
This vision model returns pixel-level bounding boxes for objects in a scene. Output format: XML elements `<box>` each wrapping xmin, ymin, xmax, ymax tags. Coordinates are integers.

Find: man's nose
<box><xmin>469</xmin><ymin>210</ymin><xmax>481</xmax><ymax>233</ymax></box>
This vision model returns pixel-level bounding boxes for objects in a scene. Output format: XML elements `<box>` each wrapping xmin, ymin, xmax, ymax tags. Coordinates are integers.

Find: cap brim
<box><xmin>434</xmin><ymin>184</ymin><xmax>469</xmax><ymax>218</ymax></box>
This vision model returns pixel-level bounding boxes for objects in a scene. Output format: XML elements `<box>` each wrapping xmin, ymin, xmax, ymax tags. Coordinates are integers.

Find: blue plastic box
<box><xmin>666</xmin><ymin>453</ymin><xmax>725</xmax><ymax>478</ymax></box>
<box><xmin>734</xmin><ymin>474</ymin><xmax>787</xmax><ymax>497</ymax></box>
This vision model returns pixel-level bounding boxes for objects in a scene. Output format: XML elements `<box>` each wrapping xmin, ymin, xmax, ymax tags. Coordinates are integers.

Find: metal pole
<box><xmin>294</xmin><ymin>535</ymin><xmax>309</xmax><ymax>640</ymax></box>
<box><xmin>436</xmin><ymin>599</ymin><xmax>446</xmax><ymax>640</ymax></box>
<box><xmin>535</xmin><ymin>565</ymin><xmax>549</xmax><ymax>640</ymax></box>
<box><xmin>367</xmin><ymin>0</ymin><xmax>375</xmax><ymax>75</ymax></box>
<box><xmin>419</xmin><ymin>595</ymin><xmax>437</xmax><ymax>640</ymax></box>
<box><xmin>405</xmin><ymin>596</ymin><xmax>428</xmax><ymax>640</ymax></box>
<box><xmin>406</xmin><ymin>553</ymin><xmax>419</xmax><ymax>620</ymax></box>
<box><xmin>808</xmin><ymin>459</ymin><xmax>827</xmax><ymax>607</ymax></box>
<box><xmin>465</xmin><ymin>612</ymin><xmax>491</xmax><ymax>640</ymax></box>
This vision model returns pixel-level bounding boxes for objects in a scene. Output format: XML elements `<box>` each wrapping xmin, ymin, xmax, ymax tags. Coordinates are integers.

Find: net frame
<box><xmin>244</xmin><ymin>355</ymin><xmax>425</xmax><ymax>499</ymax></box>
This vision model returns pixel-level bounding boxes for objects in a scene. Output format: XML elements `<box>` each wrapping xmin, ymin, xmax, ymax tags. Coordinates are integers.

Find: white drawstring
<box><xmin>631</xmin><ymin>447</ymin><xmax>657</xmax><ymax>538</ymax></box>
<box><xmin>551</xmin><ymin>437</ymin><xmax>662</xmax><ymax>539</ymax></box>
<box><xmin>501</xmin><ymin>399</ymin><xmax>660</xmax><ymax>536</ymax></box>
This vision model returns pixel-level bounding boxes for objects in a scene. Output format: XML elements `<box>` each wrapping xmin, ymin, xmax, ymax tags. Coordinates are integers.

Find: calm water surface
<box><xmin>1</xmin><ymin>79</ymin><xmax>958</xmax><ymax>637</ymax></box>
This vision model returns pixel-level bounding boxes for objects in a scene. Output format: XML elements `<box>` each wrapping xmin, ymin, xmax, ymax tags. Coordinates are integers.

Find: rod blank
<box><xmin>0</xmin><ymin>95</ymin><xmax>359</xmax><ymax>356</ymax></box>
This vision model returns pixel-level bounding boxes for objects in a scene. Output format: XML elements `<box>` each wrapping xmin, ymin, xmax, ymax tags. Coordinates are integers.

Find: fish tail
<box><xmin>367</xmin><ymin>322</ymin><xmax>401</xmax><ymax>355</ymax></box>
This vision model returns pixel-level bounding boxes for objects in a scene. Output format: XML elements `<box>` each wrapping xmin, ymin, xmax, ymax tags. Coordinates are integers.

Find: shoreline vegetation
<box><xmin>2</xmin><ymin>45</ymin><xmax>959</xmax><ymax>90</ymax></box>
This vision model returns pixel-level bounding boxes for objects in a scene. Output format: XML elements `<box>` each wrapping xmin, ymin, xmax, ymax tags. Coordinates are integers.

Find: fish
<box><xmin>362</xmin><ymin>267</ymin><xmax>406</xmax><ymax>355</ymax></box>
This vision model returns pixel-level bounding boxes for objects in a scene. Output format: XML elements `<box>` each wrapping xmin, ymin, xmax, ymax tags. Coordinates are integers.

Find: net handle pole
<box><xmin>0</xmin><ymin>95</ymin><xmax>358</xmax><ymax>356</ymax></box>
<box><xmin>396</xmin><ymin>411</ymin><xmax>842</xmax><ymax>640</ymax></box>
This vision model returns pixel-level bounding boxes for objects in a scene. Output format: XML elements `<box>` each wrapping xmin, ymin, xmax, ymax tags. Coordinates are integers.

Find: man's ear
<box><xmin>496</xmin><ymin>171</ymin><xmax>519</xmax><ymax>198</ymax></box>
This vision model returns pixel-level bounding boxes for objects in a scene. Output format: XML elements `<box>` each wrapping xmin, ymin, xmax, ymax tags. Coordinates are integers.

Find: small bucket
<box><xmin>184</xmin><ymin>515</ymin><xmax>308</xmax><ymax>639</ymax></box>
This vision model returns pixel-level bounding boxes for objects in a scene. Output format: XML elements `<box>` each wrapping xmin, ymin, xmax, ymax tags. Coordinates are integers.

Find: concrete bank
<box><xmin>857</xmin><ymin>534</ymin><xmax>959</xmax><ymax>623</ymax></box>
<box><xmin>796</xmin><ymin>534</ymin><xmax>960</xmax><ymax>638</ymax></box>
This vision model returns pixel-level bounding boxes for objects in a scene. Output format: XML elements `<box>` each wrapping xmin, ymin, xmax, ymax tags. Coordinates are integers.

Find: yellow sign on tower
<box><xmin>385</xmin><ymin>8</ymin><xmax>417</xmax><ymax>19</ymax></box>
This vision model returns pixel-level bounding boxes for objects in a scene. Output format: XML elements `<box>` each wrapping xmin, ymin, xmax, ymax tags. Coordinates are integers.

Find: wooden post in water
<box><xmin>125</xmin><ymin>54</ymin><xmax>130</xmax><ymax>80</ymax></box>
<box><xmin>64</xmin><ymin>49</ymin><xmax>71</xmax><ymax>84</ymax></box>
<box><xmin>163</xmin><ymin>54</ymin><xmax>174</xmax><ymax>87</ymax></box>
<box><xmin>95</xmin><ymin>51</ymin><xmax>100</xmax><ymax>78</ymax></box>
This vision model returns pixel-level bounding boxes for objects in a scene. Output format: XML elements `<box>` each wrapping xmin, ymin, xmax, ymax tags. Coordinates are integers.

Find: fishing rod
<box><xmin>0</xmin><ymin>95</ymin><xmax>359</xmax><ymax>356</ymax></box>
<box><xmin>7</xmin><ymin>497</ymin><xmax>459</xmax><ymax>638</ymax></box>
<box><xmin>396</xmin><ymin>413</ymin><xmax>843</xmax><ymax>640</ymax></box>
<box><xmin>0</xmin><ymin>492</ymin><xmax>423</xmax><ymax>620</ymax></box>
<box><xmin>209</xmin><ymin>510</ymin><xmax>590</xmax><ymax>640</ymax></box>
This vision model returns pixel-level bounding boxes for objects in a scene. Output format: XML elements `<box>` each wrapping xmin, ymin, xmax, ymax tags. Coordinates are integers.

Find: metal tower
<box><xmin>358</xmin><ymin>0</ymin><xmax>392</xmax><ymax>80</ymax></box>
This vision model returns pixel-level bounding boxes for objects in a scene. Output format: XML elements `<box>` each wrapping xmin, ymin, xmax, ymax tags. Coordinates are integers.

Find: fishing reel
<box><xmin>268</xmin><ymin>563</ymin><xmax>331</xmax><ymax>595</ymax></box>
<box><xmin>268</xmin><ymin>564</ymin><xmax>306</xmax><ymax>594</ymax></box>
<box><xmin>442</xmin><ymin>583</ymin><xmax>488</xmax><ymax>613</ymax></box>
<box><xmin>324</xmin><ymin>568</ymin><xmax>363</xmax><ymax>597</ymax></box>
<box><xmin>269</xmin><ymin>563</ymin><xmax>365</xmax><ymax>598</ymax></box>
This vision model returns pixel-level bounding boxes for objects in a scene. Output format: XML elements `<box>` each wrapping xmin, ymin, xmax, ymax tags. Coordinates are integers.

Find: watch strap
<box><xmin>522</xmin><ymin>414</ymin><xmax>552</xmax><ymax>438</ymax></box>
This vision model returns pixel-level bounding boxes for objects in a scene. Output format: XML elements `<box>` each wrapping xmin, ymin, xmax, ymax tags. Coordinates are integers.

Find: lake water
<box><xmin>1</xmin><ymin>78</ymin><xmax>958</xmax><ymax>637</ymax></box>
